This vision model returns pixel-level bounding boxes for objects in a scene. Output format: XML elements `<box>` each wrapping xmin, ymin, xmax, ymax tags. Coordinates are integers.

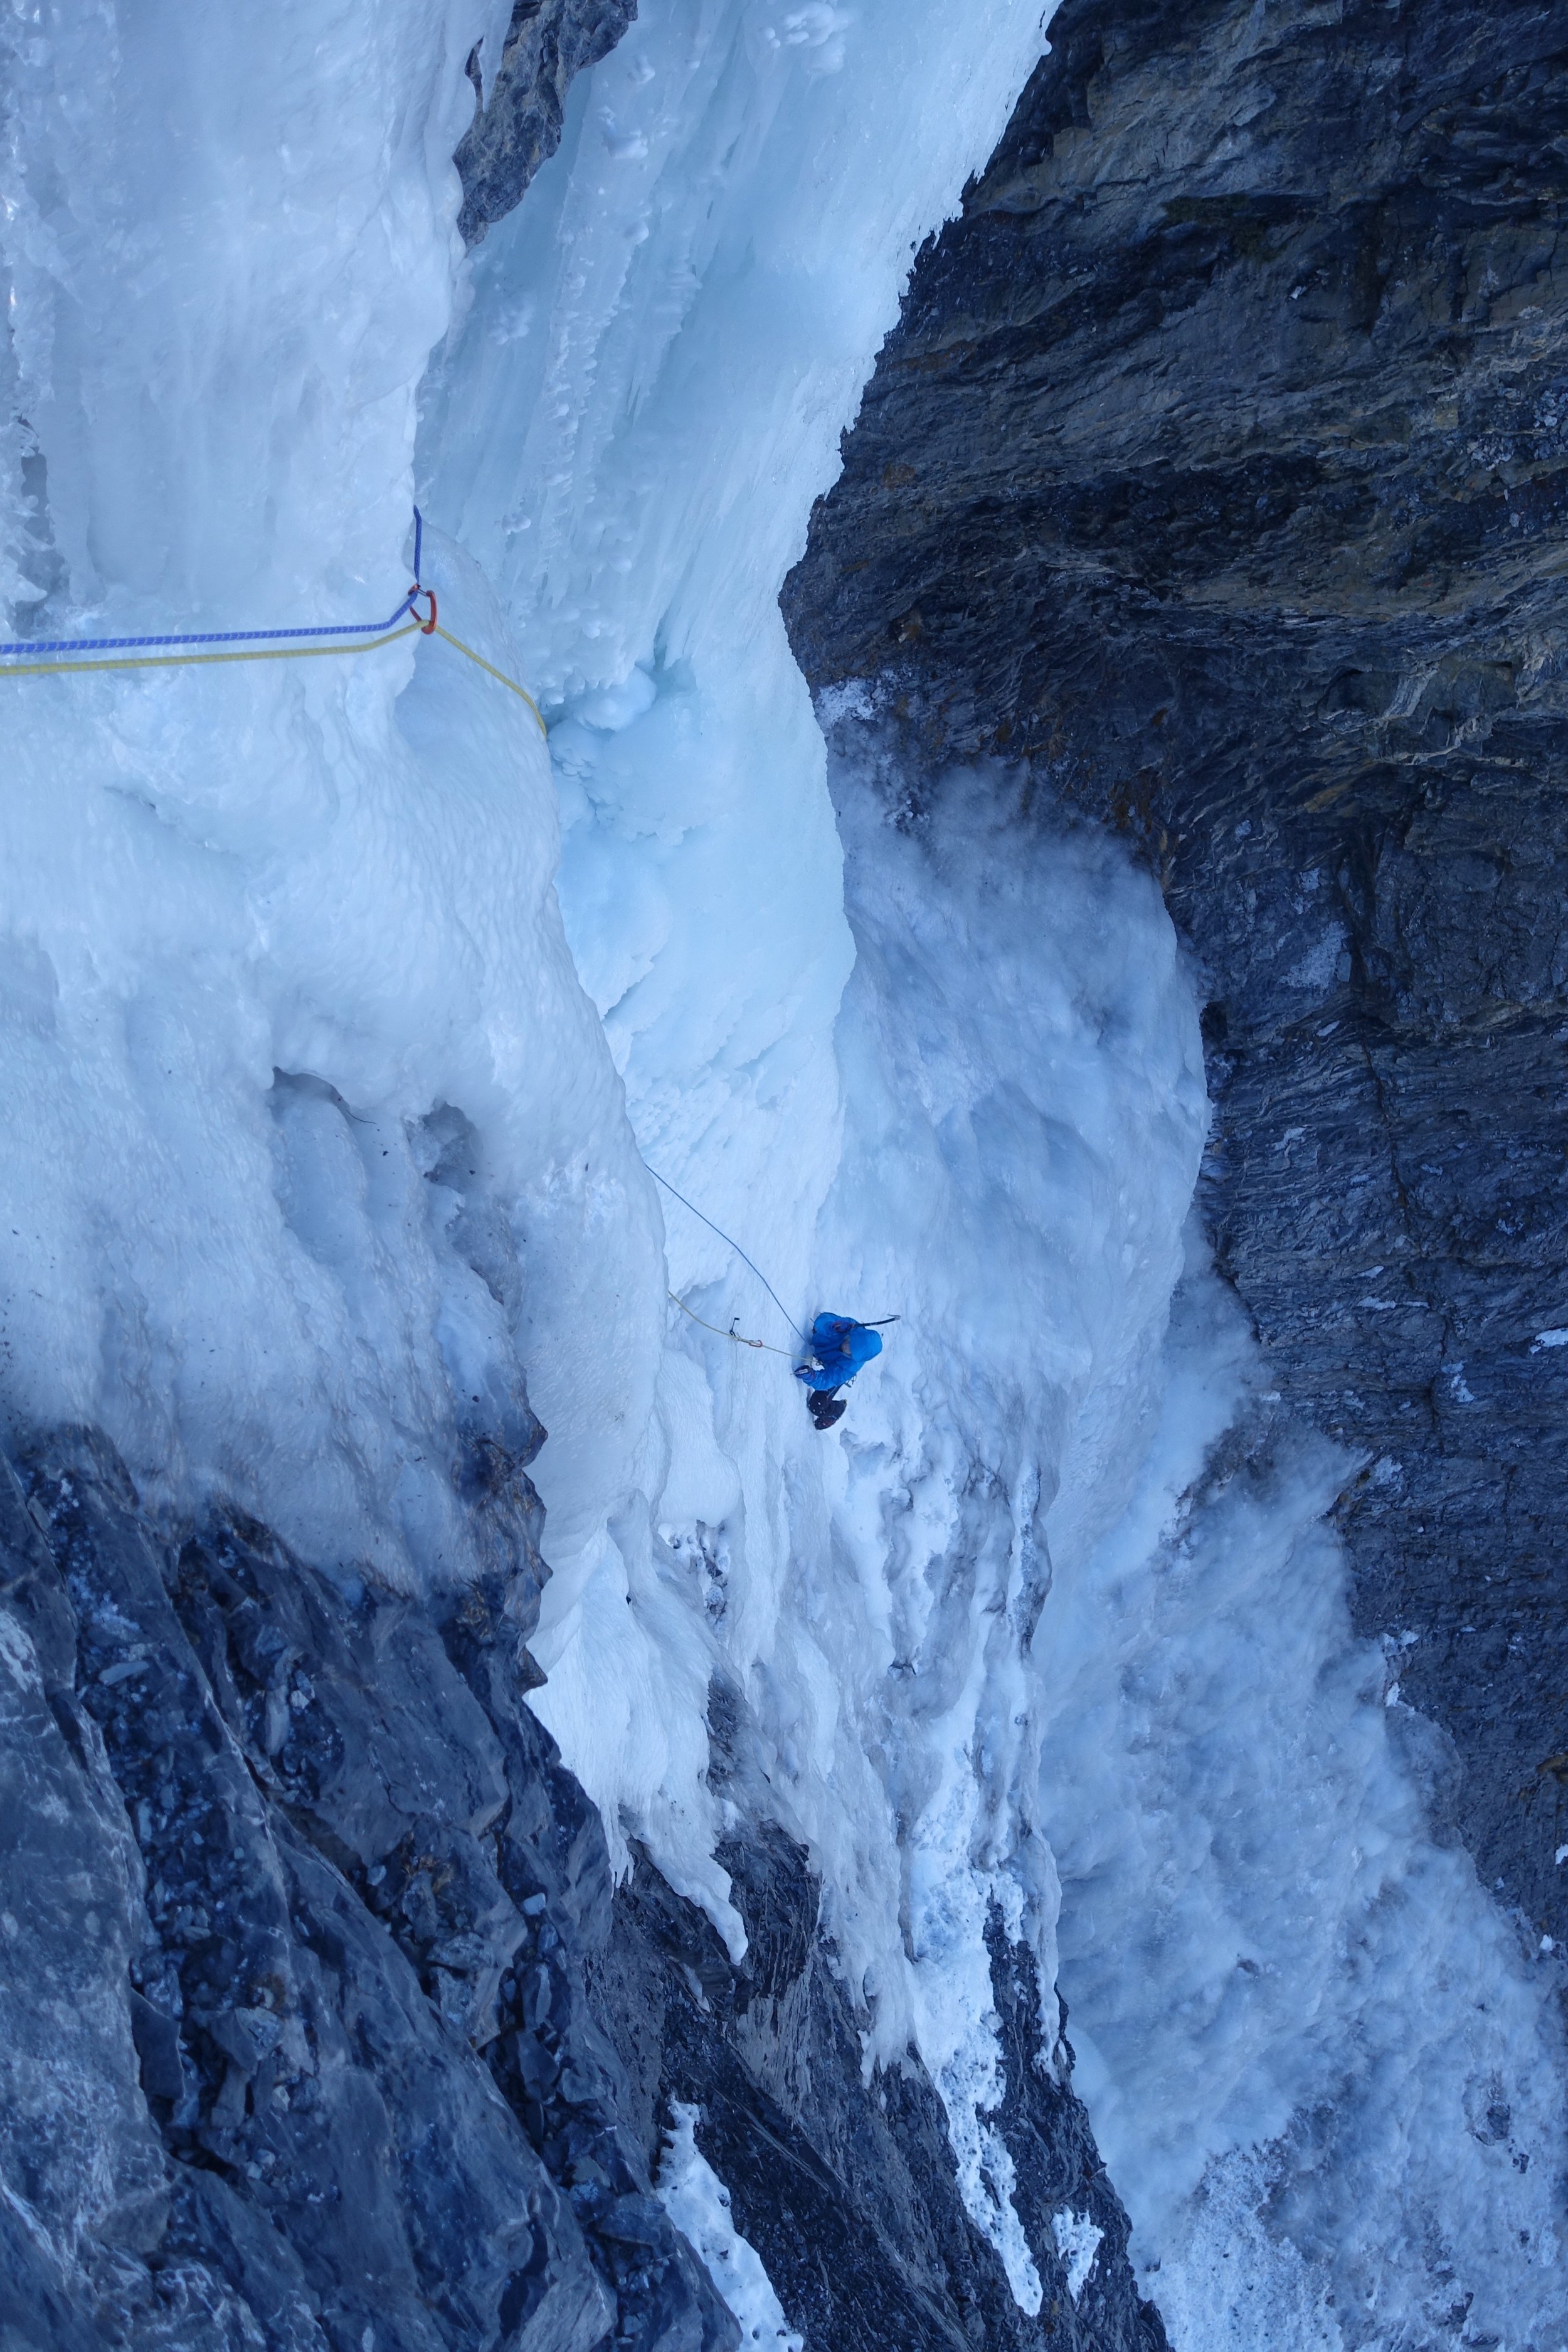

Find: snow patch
<box><xmin>1052</xmin><ymin>2208</ymin><xmax>1103</xmax><ymax>2303</ymax></box>
<box><xmin>657</xmin><ymin>2105</ymin><xmax>802</xmax><ymax>2349</ymax></box>
<box><xmin>1281</xmin><ymin>930</ymin><xmax>1346</xmax><ymax>992</ymax></box>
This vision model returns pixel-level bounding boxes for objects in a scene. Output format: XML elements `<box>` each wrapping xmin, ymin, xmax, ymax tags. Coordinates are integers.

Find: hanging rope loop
<box><xmin>649</xmin><ymin>1163</ymin><xmax>901</xmax><ymax>1363</ymax></box>
<box><xmin>666</xmin><ymin>1291</ymin><xmax>795</xmax><ymax>1356</ymax></box>
<box><xmin>647</xmin><ymin>1165</ymin><xmax>808</xmax><ymax>1343</ymax></box>
<box><xmin>432</xmin><ymin>621</ymin><xmax>546</xmax><ymax>734</ymax></box>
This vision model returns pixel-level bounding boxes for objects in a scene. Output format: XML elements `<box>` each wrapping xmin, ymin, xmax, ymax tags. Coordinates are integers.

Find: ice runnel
<box><xmin>423</xmin><ymin>2</ymin><xmax>1567</xmax><ymax>2333</ymax></box>
<box><xmin>418</xmin><ymin>0</ymin><xmax>1057</xmax><ymax>1987</ymax></box>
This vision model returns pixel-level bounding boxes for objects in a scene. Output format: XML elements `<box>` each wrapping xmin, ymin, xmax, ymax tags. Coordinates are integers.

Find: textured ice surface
<box><xmin>4</xmin><ymin>1</ymin><xmax>1566</xmax><ymax>2344</ymax></box>
<box><xmin>418</xmin><ymin>3</ymin><xmax>1130</xmax><ymax>2280</ymax></box>
<box><xmin>805</xmin><ymin>759</ymin><xmax>1207</xmax><ymax>2310</ymax></box>
<box><xmin>419</xmin><ymin>0</ymin><xmax>1056</xmax><ymax>1964</ymax></box>
<box><xmin>821</xmin><ymin>741</ymin><xmax>1564</xmax><ymax>2348</ymax></box>
<box><xmin>1036</xmin><ymin>1243</ymin><xmax>1568</xmax><ymax>2346</ymax></box>
<box><xmin>0</xmin><ymin>0</ymin><xmax>655</xmax><ymax>1600</ymax></box>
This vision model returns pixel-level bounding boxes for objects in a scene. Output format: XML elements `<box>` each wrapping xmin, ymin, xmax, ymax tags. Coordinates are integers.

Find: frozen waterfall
<box><xmin>2</xmin><ymin>1</ymin><xmax>1564</xmax><ymax>2346</ymax></box>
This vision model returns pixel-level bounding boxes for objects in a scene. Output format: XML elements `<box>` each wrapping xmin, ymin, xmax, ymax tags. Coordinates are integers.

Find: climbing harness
<box><xmin>0</xmin><ymin>507</ymin><xmax>548</xmax><ymax>736</ymax></box>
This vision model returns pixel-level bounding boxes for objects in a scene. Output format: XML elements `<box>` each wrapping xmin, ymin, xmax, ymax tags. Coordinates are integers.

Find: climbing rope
<box><xmin>665</xmin><ymin>1291</ymin><xmax>796</xmax><ymax>1357</ymax></box>
<box><xmin>646</xmin><ymin>1164</ymin><xmax>809</xmax><ymax>1344</ymax></box>
<box><xmin>0</xmin><ymin>620</ymin><xmax>423</xmax><ymax>677</ymax></box>
<box><xmin>0</xmin><ymin>506</ymin><xmax>428</xmax><ymax>660</ymax></box>
<box><xmin>430</xmin><ymin>619</ymin><xmax>546</xmax><ymax>735</ymax></box>
<box><xmin>0</xmin><ymin>591</ymin><xmax>420</xmax><ymax>661</ymax></box>
<box><xmin>0</xmin><ymin>507</ymin><xmax>548</xmax><ymax>734</ymax></box>
<box><xmin>649</xmin><ymin>1163</ymin><xmax>903</xmax><ymax>1359</ymax></box>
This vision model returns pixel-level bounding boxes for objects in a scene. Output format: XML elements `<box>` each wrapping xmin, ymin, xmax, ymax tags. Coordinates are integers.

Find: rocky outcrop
<box><xmin>0</xmin><ymin>1426</ymin><xmax>721</xmax><ymax>2352</ymax></box>
<box><xmin>784</xmin><ymin>0</ymin><xmax>1568</xmax><ymax>1944</ymax></box>
<box><xmin>0</xmin><ymin>1426</ymin><xmax>1160</xmax><ymax>2351</ymax></box>
<box><xmin>456</xmin><ymin>0</ymin><xmax>638</xmax><ymax>246</ymax></box>
<box><xmin>593</xmin><ymin>1821</ymin><xmax>1163</xmax><ymax>2352</ymax></box>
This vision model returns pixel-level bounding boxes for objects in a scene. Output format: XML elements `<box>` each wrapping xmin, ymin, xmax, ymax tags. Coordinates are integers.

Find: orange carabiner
<box><xmin>411</xmin><ymin>586</ymin><xmax>438</xmax><ymax>635</ymax></box>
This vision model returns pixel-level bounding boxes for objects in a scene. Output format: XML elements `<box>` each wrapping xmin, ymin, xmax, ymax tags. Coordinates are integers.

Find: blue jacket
<box><xmin>795</xmin><ymin>1313</ymin><xmax>882</xmax><ymax>1392</ymax></box>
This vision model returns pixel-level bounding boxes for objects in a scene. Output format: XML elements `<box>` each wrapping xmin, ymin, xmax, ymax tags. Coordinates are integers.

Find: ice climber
<box><xmin>795</xmin><ymin>1312</ymin><xmax>883</xmax><ymax>1430</ymax></box>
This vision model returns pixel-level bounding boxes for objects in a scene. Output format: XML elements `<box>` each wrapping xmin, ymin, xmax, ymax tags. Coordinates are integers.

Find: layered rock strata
<box><xmin>783</xmin><ymin>0</ymin><xmax>1568</xmax><ymax>1944</ymax></box>
<box><xmin>455</xmin><ymin>0</ymin><xmax>638</xmax><ymax>246</ymax></box>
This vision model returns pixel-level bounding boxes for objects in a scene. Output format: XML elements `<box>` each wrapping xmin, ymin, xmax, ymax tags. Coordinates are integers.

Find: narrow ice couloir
<box><xmin>424</xmin><ymin>9</ymin><xmax>1568</xmax><ymax>2341</ymax></box>
<box><xmin>3</xmin><ymin>2</ymin><xmax>1565</xmax><ymax>2348</ymax></box>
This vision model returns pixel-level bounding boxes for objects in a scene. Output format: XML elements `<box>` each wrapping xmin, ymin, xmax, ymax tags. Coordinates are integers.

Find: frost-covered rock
<box><xmin>784</xmin><ymin>0</ymin><xmax>1568</xmax><ymax>2337</ymax></box>
<box><xmin>0</xmin><ymin>1429</ymin><xmax>1162</xmax><ymax>2349</ymax></box>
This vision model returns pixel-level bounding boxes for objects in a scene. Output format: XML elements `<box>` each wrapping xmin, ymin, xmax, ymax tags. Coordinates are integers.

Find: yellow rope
<box><xmin>432</xmin><ymin>622</ymin><xmax>548</xmax><ymax>737</ymax></box>
<box><xmin>0</xmin><ymin>621</ymin><xmax>423</xmax><ymax>677</ymax></box>
<box><xmin>667</xmin><ymin>1290</ymin><xmax>798</xmax><ymax>1359</ymax></box>
<box><xmin>0</xmin><ymin>616</ymin><xmax>550</xmax><ymax>741</ymax></box>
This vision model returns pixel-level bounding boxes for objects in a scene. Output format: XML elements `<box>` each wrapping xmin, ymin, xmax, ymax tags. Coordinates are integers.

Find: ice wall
<box><xmin>420</xmin><ymin>0</ymin><xmax>1054</xmax><ymax>1945</ymax></box>
<box><xmin>1038</xmin><ymin>1254</ymin><xmax>1567</xmax><ymax>2346</ymax></box>
<box><xmin>815</xmin><ymin>731</ymin><xmax>1567</xmax><ymax>2349</ymax></box>
<box><xmin>2</xmin><ymin>0</ymin><xmax>1073</xmax><ymax>2281</ymax></box>
<box><xmin>5</xmin><ymin>4</ymin><xmax>1564</xmax><ymax>2345</ymax></box>
<box><xmin>813</xmin><ymin>751</ymin><xmax>1209</xmax><ymax>2305</ymax></box>
<box><xmin>425</xmin><ymin>4</ymin><xmax>1568</xmax><ymax>2333</ymax></box>
<box><xmin>0</xmin><ymin>0</ymin><xmax>662</xmax><ymax>1593</ymax></box>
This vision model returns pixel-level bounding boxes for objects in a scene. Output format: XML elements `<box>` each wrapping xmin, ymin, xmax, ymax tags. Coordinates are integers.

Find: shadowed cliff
<box><xmin>784</xmin><ymin>0</ymin><xmax>1568</xmax><ymax>1946</ymax></box>
<box><xmin>0</xmin><ymin>1429</ymin><xmax>1163</xmax><ymax>2351</ymax></box>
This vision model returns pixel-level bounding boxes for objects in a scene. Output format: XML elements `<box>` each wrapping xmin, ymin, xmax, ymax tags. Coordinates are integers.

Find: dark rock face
<box><xmin>456</xmin><ymin>0</ymin><xmax>638</xmax><ymax>246</ymax></box>
<box><xmin>591</xmin><ymin>1826</ymin><xmax>1164</xmax><ymax>2352</ymax></box>
<box><xmin>783</xmin><ymin>0</ymin><xmax>1568</xmax><ymax>1942</ymax></box>
<box><xmin>0</xmin><ymin>1426</ymin><xmax>1158</xmax><ymax>2351</ymax></box>
<box><xmin>0</xmin><ymin>1429</ymin><xmax>724</xmax><ymax>2352</ymax></box>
